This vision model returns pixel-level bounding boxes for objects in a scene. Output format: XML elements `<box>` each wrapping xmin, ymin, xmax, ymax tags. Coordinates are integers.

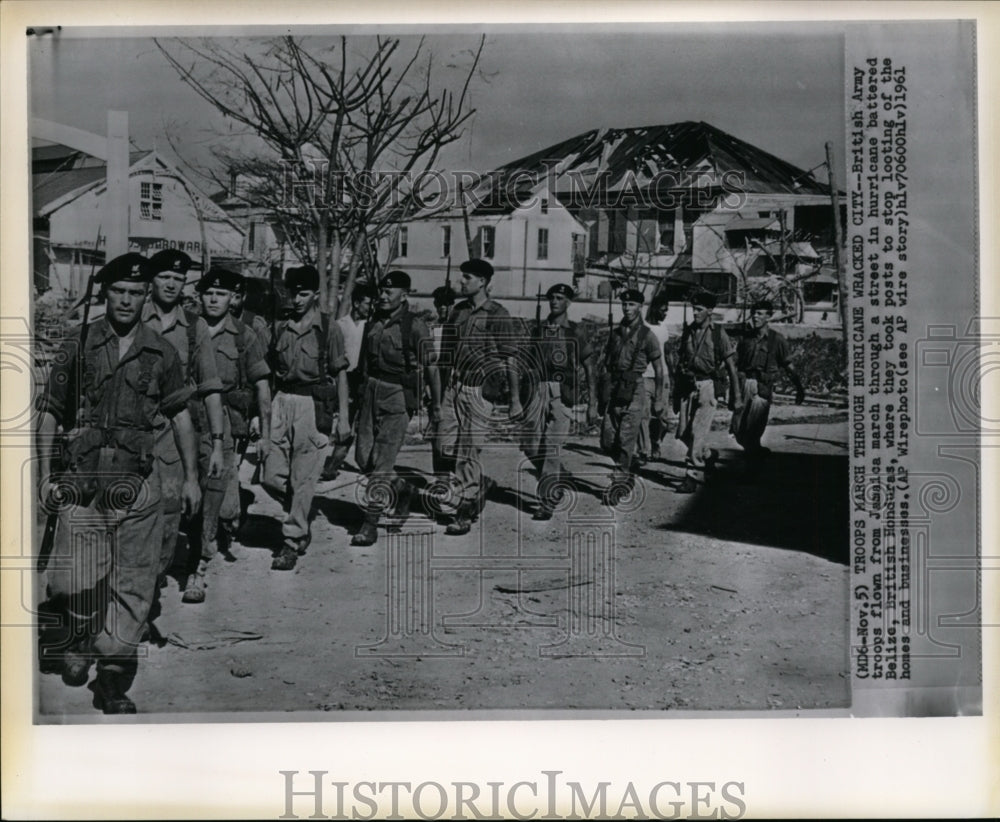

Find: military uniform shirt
<box><xmin>207</xmin><ymin>313</ymin><xmax>271</xmax><ymax>392</ymax></box>
<box><xmin>736</xmin><ymin>326</ymin><xmax>790</xmax><ymax>388</ymax></box>
<box><xmin>535</xmin><ymin>314</ymin><xmax>593</xmax><ymax>381</ymax></box>
<box><xmin>680</xmin><ymin>320</ymin><xmax>735</xmax><ymax>379</ymax></box>
<box><xmin>141</xmin><ymin>303</ymin><xmax>223</xmax><ymax>397</ymax></box>
<box><xmin>272</xmin><ymin>306</ymin><xmax>348</xmax><ymax>385</ymax></box>
<box><xmin>606</xmin><ymin>318</ymin><xmax>662</xmax><ymax>376</ymax></box>
<box><xmin>364</xmin><ymin>303</ymin><xmax>433</xmax><ymax>379</ymax></box>
<box><xmin>442</xmin><ymin>298</ymin><xmax>522</xmax><ymax>386</ymax></box>
<box><xmin>39</xmin><ymin>319</ymin><xmax>191</xmax><ymax>430</ymax></box>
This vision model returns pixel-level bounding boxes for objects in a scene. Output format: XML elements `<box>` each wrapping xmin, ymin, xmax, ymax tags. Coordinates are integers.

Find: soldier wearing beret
<box><xmin>350</xmin><ymin>270</ymin><xmax>440</xmax><ymax>546</ymax></box>
<box><xmin>674</xmin><ymin>288</ymin><xmax>741</xmax><ymax>492</ymax></box>
<box><xmin>261</xmin><ymin>265</ymin><xmax>350</xmax><ymax>570</ymax></box>
<box><xmin>181</xmin><ymin>267</ymin><xmax>272</xmax><ymax>603</ymax></box>
<box><xmin>36</xmin><ymin>253</ymin><xmax>201</xmax><ymax>713</ymax></box>
<box><xmin>436</xmin><ymin>258</ymin><xmax>525</xmax><ymax>536</ymax></box>
<box><xmin>321</xmin><ymin>282</ymin><xmax>376</xmax><ymax>482</ymax></box>
<box><xmin>142</xmin><ymin>249</ymin><xmax>226</xmax><ymax>590</ymax></box>
<box><xmin>519</xmin><ymin>283</ymin><xmax>597</xmax><ymax>520</ymax></box>
<box><xmin>730</xmin><ymin>299</ymin><xmax>804</xmax><ymax>470</ymax></box>
<box><xmin>229</xmin><ymin>272</ymin><xmax>272</xmax><ymax>352</ymax></box>
<box><xmin>599</xmin><ymin>287</ymin><xmax>666</xmax><ymax>505</ymax></box>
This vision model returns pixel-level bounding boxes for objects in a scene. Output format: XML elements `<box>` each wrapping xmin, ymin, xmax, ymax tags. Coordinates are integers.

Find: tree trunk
<box><xmin>317</xmin><ymin>216</ymin><xmax>329</xmax><ymax>313</ymax></box>
<box><xmin>328</xmin><ymin>231</ymin><xmax>344</xmax><ymax>317</ymax></box>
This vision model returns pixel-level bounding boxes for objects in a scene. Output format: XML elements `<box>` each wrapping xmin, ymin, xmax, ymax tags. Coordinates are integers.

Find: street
<box><xmin>37</xmin><ymin>411</ymin><xmax>850</xmax><ymax>718</ymax></box>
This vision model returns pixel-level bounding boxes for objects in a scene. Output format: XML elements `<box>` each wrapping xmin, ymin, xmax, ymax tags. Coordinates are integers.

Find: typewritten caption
<box><xmin>849</xmin><ymin>57</ymin><xmax>912</xmax><ymax>683</ymax></box>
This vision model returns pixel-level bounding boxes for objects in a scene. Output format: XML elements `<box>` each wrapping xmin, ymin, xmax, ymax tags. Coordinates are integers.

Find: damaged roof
<box><xmin>446</xmin><ymin>121</ymin><xmax>833</xmax><ymax>216</ymax></box>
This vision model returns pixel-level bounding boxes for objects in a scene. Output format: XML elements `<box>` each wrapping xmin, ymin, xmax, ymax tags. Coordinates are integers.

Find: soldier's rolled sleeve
<box><xmin>192</xmin><ymin>321</ymin><xmax>224</xmax><ymax>396</ymax></box>
<box><xmin>326</xmin><ymin>321</ymin><xmax>349</xmax><ymax>377</ymax></box>
<box><xmin>642</xmin><ymin>328</ymin><xmax>663</xmax><ymax>363</ymax></box>
<box><xmin>160</xmin><ymin>344</ymin><xmax>194</xmax><ymax>417</ymax></box>
<box><xmin>243</xmin><ymin>329</ymin><xmax>271</xmax><ymax>383</ymax></box>
<box><xmin>775</xmin><ymin>334</ymin><xmax>791</xmax><ymax>368</ymax></box>
<box><xmin>717</xmin><ymin>326</ymin><xmax>736</xmax><ymax>361</ymax></box>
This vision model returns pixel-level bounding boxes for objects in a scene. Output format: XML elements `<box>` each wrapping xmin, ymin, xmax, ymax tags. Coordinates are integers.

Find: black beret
<box><xmin>196</xmin><ymin>266</ymin><xmax>241</xmax><ymax>293</ymax></box>
<box><xmin>460</xmin><ymin>258</ymin><xmax>494</xmax><ymax>280</ymax></box>
<box><xmin>432</xmin><ymin>285</ymin><xmax>456</xmax><ymax>306</ymax></box>
<box><xmin>619</xmin><ymin>288</ymin><xmax>645</xmax><ymax>305</ymax></box>
<box><xmin>94</xmin><ymin>253</ymin><xmax>153</xmax><ymax>285</ymax></box>
<box><xmin>149</xmin><ymin>249</ymin><xmax>193</xmax><ymax>274</ymax></box>
<box><xmin>284</xmin><ymin>265</ymin><xmax>320</xmax><ymax>292</ymax></box>
<box><xmin>751</xmin><ymin>299</ymin><xmax>774</xmax><ymax>313</ymax></box>
<box><xmin>379</xmin><ymin>270</ymin><xmax>411</xmax><ymax>291</ymax></box>
<box><xmin>352</xmin><ymin>283</ymin><xmax>377</xmax><ymax>303</ymax></box>
<box><xmin>546</xmin><ymin>283</ymin><xmax>575</xmax><ymax>300</ymax></box>
<box><xmin>688</xmin><ymin>288</ymin><xmax>717</xmax><ymax>309</ymax></box>
<box><xmin>231</xmin><ymin>273</ymin><xmax>248</xmax><ymax>293</ymax></box>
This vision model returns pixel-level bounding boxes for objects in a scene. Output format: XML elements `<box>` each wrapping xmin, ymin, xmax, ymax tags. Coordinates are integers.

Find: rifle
<box><xmin>595</xmin><ymin>283</ymin><xmax>615</xmax><ymax>416</ymax></box>
<box><xmin>252</xmin><ymin>265</ymin><xmax>280</xmax><ymax>486</ymax></box>
<box><xmin>444</xmin><ymin>255</ymin><xmax>452</xmax><ymax>292</ymax></box>
<box><xmin>39</xmin><ymin>232</ymin><xmax>101</xmax><ymax>572</ymax></box>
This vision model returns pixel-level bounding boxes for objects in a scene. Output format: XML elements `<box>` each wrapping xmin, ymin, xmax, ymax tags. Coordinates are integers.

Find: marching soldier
<box><xmin>262</xmin><ymin>265</ymin><xmax>350</xmax><ymax>570</ymax></box>
<box><xmin>142</xmin><ymin>249</ymin><xmax>225</xmax><ymax>590</ymax></box>
<box><xmin>182</xmin><ymin>267</ymin><xmax>272</xmax><ymax>603</ymax></box>
<box><xmin>429</xmin><ymin>284</ymin><xmax>457</xmax><ymax>476</ymax></box>
<box><xmin>230</xmin><ymin>273</ymin><xmax>271</xmax><ymax>350</ymax></box>
<box><xmin>436</xmin><ymin>259</ymin><xmax>523</xmax><ymax>536</ymax></box>
<box><xmin>731</xmin><ymin>299</ymin><xmax>805</xmax><ymax>467</ymax></box>
<box><xmin>674</xmin><ymin>288</ymin><xmax>741</xmax><ymax>493</ymax></box>
<box><xmin>599</xmin><ymin>288</ymin><xmax>666</xmax><ymax>505</ymax></box>
<box><xmin>321</xmin><ymin>283</ymin><xmax>376</xmax><ymax>481</ymax></box>
<box><xmin>36</xmin><ymin>253</ymin><xmax>201</xmax><ymax>713</ymax></box>
<box><xmin>520</xmin><ymin>283</ymin><xmax>597</xmax><ymax>520</ymax></box>
<box><xmin>350</xmin><ymin>270</ymin><xmax>440</xmax><ymax>546</ymax></box>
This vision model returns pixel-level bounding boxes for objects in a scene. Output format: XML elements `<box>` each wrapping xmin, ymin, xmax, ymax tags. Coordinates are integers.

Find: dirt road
<box><xmin>37</xmin><ymin>411</ymin><xmax>850</xmax><ymax>718</ymax></box>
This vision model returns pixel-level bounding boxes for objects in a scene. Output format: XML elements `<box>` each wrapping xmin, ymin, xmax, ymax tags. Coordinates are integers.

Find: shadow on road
<box><xmin>657</xmin><ymin>450</ymin><xmax>849</xmax><ymax>564</ymax></box>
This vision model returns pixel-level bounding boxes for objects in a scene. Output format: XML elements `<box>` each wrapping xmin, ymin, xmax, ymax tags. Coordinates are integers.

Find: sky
<box><xmin>28</xmin><ymin>24</ymin><xmax>847</xmax><ymax>193</ymax></box>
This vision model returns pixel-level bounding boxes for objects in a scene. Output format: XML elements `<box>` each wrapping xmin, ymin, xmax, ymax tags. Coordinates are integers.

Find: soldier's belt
<box><xmin>275</xmin><ymin>380</ymin><xmax>321</xmax><ymax>396</ymax></box>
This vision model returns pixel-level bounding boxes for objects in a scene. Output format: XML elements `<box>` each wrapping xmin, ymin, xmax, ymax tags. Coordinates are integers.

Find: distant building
<box><xmin>396</xmin><ymin>121</ymin><xmax>843</xmax><ymax>321</ymax></box>
<box><xmin>32</xmin><ymin>144</ymin><xmax>246</xmax><ymax>297</ymax></box>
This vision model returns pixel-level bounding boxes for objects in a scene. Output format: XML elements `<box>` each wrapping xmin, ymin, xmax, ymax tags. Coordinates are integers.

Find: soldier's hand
<box><xmin>208</xmin><ymin>442</ymin><xmax>225</xmax><ymax>478</ymax></box>
<box><xmin>249</xmin><ymin>416</ymin><xmax>261</xmax><ymax>440</ymax></box>
<box><xmin>586</xmin><ymin>403</ymin><xmax>599</xmax><ymax>427</ymax></box>
<box><xmin>182</xmin><ymin>479</ymin><xmax>202</xmax><ymax>517</ymax></box>
<box><xmin>39</xmin><ymin>474</ymin><xmax>55</xmax><ymax>507</ymax></box>
<box><xmin>652</xmin><ymin>398</ymin><xmax>665</xmax><ymax>416</ymax></box>
<box><xmin>429</xmin><ymin>405</ymin><xmax>441</xmax><ymax>427</ymax></box>
<box><xmin>509</xmin><ymin>398</ymin><xmax>524</xmax><ymax>419</ymax></box>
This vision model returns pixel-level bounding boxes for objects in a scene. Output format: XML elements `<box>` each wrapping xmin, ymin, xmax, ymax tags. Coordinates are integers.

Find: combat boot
<box><xmin>95</xmin><ymin>669</ymin><xmax>137</xmax><ymax>714</ymax></box>
<box><xmin>271</xmin><ymin>545</ymin><xmax>298</xmax><ymax>571</ymax></box>
<box><xmin>351</xmin><ymin>515</ymin><xmax>379</xmax><ymax>547</ymax></box>
<box><xmin>445</xmin><ymin>501</ymin><xmax>474</xmax><ymax>536</ymax></box>
<box><xmin>182</xmin><ymin>559</ymin><xmax>209</xmax><ymax>604</ymax></box>
<box><xmin>61</xmin><ymin>647</ymin><xmax>92</xmax><ymax>687</ymax></box>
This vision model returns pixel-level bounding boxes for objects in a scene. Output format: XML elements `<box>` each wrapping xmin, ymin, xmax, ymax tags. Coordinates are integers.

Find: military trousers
<box><xmin>520</xmin><ymin>380</ymin><xmax>579</xmax><ymax>499</ymax></box>
<box><xmin>600</xmin><ymin>381</ymin><xmax>647</xmax><ymax>483</ymax></box>
<box><xmin>197</xmin><ymin>414</ymin><xmax>238</xmax><ymax>563</ymax></box>
<box><xmin>731</xmin><ymin>377</ymin><xmax>771</xmax><ymax>453</ymax></box>
<box><xmin>263</xmin><ymin>392</ymin><xmax>329</xmax><ymax>547</ymax></box>
<box><xmin>439</xmin><ymin>382</ymin><xmax>499</xmax><ymax>505</ymax></box>
<box><xmin>676</xmin><ymin>378</ymin><xmax>717</xmax><ymax>479</ymax></box>
<box><xmin>47</xmin><ymin>467</ymin><xmax>163</xmax><ymax>673</ymax></box>
<box><xmin>637</xmin><ymin>376</ymin><xmax>670</xmax><ymax>457</ymax></box>
<box><xmin>153</xmin><ymin>425</ymin><xmax>185</xmax><ymax>577</ymax></box>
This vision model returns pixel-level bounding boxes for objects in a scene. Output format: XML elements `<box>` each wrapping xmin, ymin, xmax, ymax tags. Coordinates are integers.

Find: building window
<box><xmin>248</xmin><ymin>221</ymin><xmax>257</xmax><ymax>253</ymax></box>
<box><xmin>394</xmin><ymin>226</ymin><xmax>408</xmax><ymax>259</ymax></box>
<box><xmin>537</xmin><ymin>227</ymin><xmax>549</xmax><ymax>260</ymax></box>
<box><xmin>481</xmin><ymin>225</ymin><xmax>495</xmax><ymax>259</ymax></box>
<box><xmin>541</xmin><ymin>198</ymin><xmax>549</xmax><ymax>214</ymax></box>
<box><xmin>140</xmin><ymin>181</ymin><xmax>163</xmax><ymax>221</ymax></box>
<box><xmin>442</xmin><ymin>225</ymin><xmax>451</xmax><ymax>258</ymax></box>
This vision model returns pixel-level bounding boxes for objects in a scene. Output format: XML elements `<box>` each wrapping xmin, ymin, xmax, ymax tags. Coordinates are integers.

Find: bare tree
<box><xmin>156</xmin><ymin>35</ymin><xmax>485</xmax><ymax>315</ymax></box>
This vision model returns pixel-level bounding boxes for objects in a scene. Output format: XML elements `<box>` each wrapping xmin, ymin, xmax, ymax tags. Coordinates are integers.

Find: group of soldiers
<box><xmin>36</xmin><ymin>251</ymin><xmax>803</xmax><ymax>715</ymax></box>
